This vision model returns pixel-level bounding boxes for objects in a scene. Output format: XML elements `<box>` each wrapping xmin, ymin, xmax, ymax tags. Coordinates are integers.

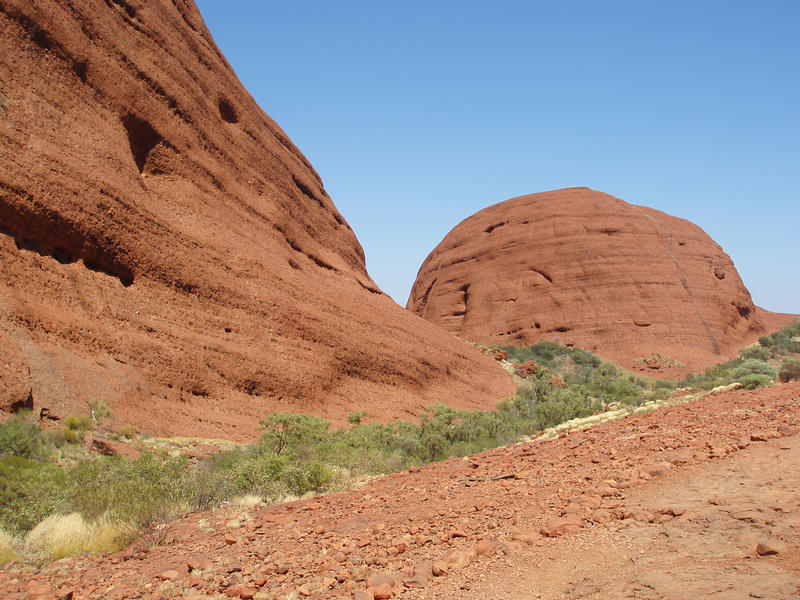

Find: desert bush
<box><xmin>257</xmin><ymin>412</ymin><xmax>331</xmax><ymax>458</ymax></box>
<box><xmin>0</xmin><ymin>456</ymin><xmax>67</xmax><ymax>535</ymax></box>
<box><xmin>732</xmin><ymin>359</ymin><xmax>777</xmax><ymax>381</ymax></box>
<box><xmin>62</xmin><ymin>414</ymin><xmax>91</xmax><ymax>444</ymax></box>
<box><xmin>0</xmin><ymin>413</ymin><xmax>49</xmax><ymax>460</ymax></box>
<box><xmin>739</xmin><ymin>345</ymin><xmax>771</xmax><ymax>361</ymax></box>
<box><xmin>119</xmin><ymin>424</ymin><xmax>139</xmax><ymax>440</ymax></box>
<box><xmin>738</xmin><ymin>374</ymin><xmax>774</xmax><ymax>390</ymax></box>
<box><xmin>779</xmin><ymin>357</ymin><xmax>800</xmax><ymax>382</ymax></box>
<box><xmin>67</xmin><ymin>452</ymin><xmax>189</xmax><ymax>527</ymax></box>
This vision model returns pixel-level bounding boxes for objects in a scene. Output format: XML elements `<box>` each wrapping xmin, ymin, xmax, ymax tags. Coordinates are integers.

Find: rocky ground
<box><xmin>3</xmin><ymin>381</ymin><xmax>799</xmax><ymax>600</ymax></box>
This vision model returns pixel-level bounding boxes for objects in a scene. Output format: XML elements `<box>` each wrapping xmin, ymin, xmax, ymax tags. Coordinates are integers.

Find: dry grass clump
<box><xmin>21</xmin><ymin>513</ymin><xmax>136</xmax><ymax>564</ymax></box>
<box><xmin>230</xmin><ymin>494</ymin><xmax>263</xmax><ymax>508</ymax></box>
<box><xmin>0</xmin><ymin>529</ymin><xmax>19</xmax><ymax>564</ymax></box>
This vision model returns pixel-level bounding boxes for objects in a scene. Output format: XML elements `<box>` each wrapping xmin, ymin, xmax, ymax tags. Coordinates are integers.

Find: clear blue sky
<box><xmin>196</xmin><ymin>1</ymin><xmax>799</xmax><ymax>314</ymax></box>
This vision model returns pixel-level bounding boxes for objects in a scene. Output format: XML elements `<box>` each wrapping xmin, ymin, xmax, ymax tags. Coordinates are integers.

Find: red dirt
<box><xmin>3</xmin><ymin>381</ymin><xmax>798</xmax><ymax>600</ymax></box>
<box><xmin>0</xmin><ymin>0</ymin><xmax>513</xmax><ymax>437</ymax></box>
<box><xmin>407</xmin><ymin>187</ymin><xmax>796</xmax><ymax>376</ymax></box>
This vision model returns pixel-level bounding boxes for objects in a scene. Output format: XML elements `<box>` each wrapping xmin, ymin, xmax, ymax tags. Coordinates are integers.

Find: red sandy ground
<box><xmin>3</xmin><ymin>381</ymin><xmax>798</xmax><ymax>600</ymax></box>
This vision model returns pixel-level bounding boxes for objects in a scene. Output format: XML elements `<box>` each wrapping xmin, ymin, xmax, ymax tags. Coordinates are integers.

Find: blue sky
<box><xmin>196</xmin><ymin>1</ymin><xmax>799</xmax><ymax>314</ymax></box>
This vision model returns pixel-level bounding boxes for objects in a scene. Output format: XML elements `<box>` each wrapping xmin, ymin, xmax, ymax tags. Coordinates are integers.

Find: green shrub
<box><xmin>67</xmin><ymin>452</ymin><xmax>189</xmax><ymax>527</ymax></box>
<box><xmin>739</xmin><ymin>345</ymin><xmax>771</xmax><ymax>361</ymax></box>
<box><xmin>63</xmin><ymin>415</ymin><xmax>91</xmax><ymax>432</ymax></box>
<box><xmin>738</xmin><ymin>374</ymin><xmax>773</xmax><ymax>390</ymax></box>
<box><xmin>779</xmin><ymin>357</ymin><xmax>800</xmax><ymax>382</ymax></box>
<box><xmin>119</xmin><ymin>424</ymin><xmax>139</xmax><ymax>440</ymax></box>
<box><xmin>0</xmin><ymin>456</ymin><xmax>68</xmax><ymax>535</ymax></box>
<box><xmin>0</xmin><ymin>414</ymin><xmax>49</xmax><ymax>460</ymax></box>
<box><xmin>62</xmin><ymin>415</ymin><xmax>91</xmax><ymax>445</ymax></box>
<box><xmin>732</xmin><ymin>359</ymin><xmax>777</xmax><ymax>381</ymax></box>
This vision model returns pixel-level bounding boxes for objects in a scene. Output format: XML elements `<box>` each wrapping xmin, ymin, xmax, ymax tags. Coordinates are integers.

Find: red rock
<box><xmin>0</xmin><ymin>0</ymin><xmax>514</xmax><ymax>438</ymax></box>
<box><xmin>225</xmin><ymin>584</ymin><xmax>256</xmax><ymax>599</ymax></box>
<box><xmin>366</xmin><ymin>574</ymin><xmax>396</xmax><ymax>589</ymax></box>
<box><xmin>27</xmin><ymin>583</ymin><xmax>55</xmax><ymax>599</ymax></box>
<box><xmin>407</xmin><ymin>188</ymin><xmax>792</xmax><ymax>376</ymax></box>
<box><xmin>431</xmin><ymin>560</ymin><xmax>449</xmax><ymax>576</ymax></box>
<box><xmin>663</xmin><ymin>505</ymin><xmax>687</xmax><ymax>517</ymax></box>
<box><xmin>540</xmin><ymin>515</ymin><xmax>583</xmax><ymax>537</ymax></box>
<box><xmin>750</xmin><ymin>432</ymin><xmax>774</xmax><ymax>442</ymax></box>
<box><xmin>0</xmin><ymin>332</ymin><xmax>32</xmax><ymax>413</ymax></box>
<box><xmin>84</xmin><ymin>436</ymin><xmax>141</xmax><ymax>460</ymax></box>
<box><xmin>475</xmin><ymin>539</ymin><xmax>497</xmax><ymax>557</ymax></box>
<box><xmin>439</xmin><ymin>548</ymin><xmax>473</xmax><ymax>570</ymax></box>
<box><xmin>777</xmin><ymin>424</ymin><xmax>797</xmax><ymax>437</ymax></box>
<box><xmin>187</xmin><ymin>557</ymin><xmax>214</xmax><ymax>572</ymax></box>
<box><xmin>511</xmin><ymin>529</ymin><xmax>539</xmax><ymax>544</ymax></box>
<box><xmin>354</xmin><ymin>591</ymin><xmax>374</xmax><ymax>600</ymax></box>
<box><xmin>755</xmin><ymin>541</ymin><xmax>783</xmax><ymax>556</ymax></box>
<box><xmin>371</xmin><ymin>583</ymin><xmax>394</xmax><ymax>599</ymax></box>
<box><xmin>274</xmin><ymin>564</ymin><xmax>290</xmax><ymax>575</ymax></box>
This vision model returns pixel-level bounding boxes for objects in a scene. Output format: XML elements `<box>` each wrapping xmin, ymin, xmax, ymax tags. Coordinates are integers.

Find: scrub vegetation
<box><xmin>1</xmin><ymin>320</ymin><xmax>797</xmax><ymax>565</ymax></box>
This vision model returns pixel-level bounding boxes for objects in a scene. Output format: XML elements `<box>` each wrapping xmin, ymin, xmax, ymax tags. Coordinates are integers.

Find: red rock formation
<box><xmin>408</xmin><ymin>188</ymin><xmax>794</xmax><ymax>375</ymax></box>
<box><xmin>0</xmin><ymin>0</ymin><xmax>513</xmax><ymax>438</ymax></box>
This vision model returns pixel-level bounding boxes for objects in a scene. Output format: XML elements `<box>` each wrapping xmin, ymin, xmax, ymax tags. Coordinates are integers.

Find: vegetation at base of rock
<box><xmin>0</xmin><ymin>358</ymin><xmax>603</xmax><ymax>562</ymax></box>
<box><xmin>498</xmin><ymin>340</ymin><xmax>673</xmax><ymax>407</ymax></box>
<box><xmin>757</xmin><ymin>319</ymin><xmax>800</xmax><ymax>357</ymax></box>
<box><xmin>678</xmin><ymin>320</ymin><xmax>800</xmax><ymax>391</ymax></box>
<box><xmin>1</xmin><ymin>323</ymin><xmax>797</xmax><ymax>564</ymax></box>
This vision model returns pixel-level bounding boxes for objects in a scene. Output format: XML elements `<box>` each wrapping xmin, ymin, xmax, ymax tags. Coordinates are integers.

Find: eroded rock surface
<box><xmin>408</xmin><ymin>187</ymin><xmax>794</xmax><ymax>375</ymax></box>
<box><xmin>0</xmin><ymin>0</ymin><xmax>513</xmax><ymax>437</ymax></box>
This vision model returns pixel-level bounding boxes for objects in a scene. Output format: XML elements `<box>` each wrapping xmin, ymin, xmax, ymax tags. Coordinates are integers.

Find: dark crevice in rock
<box><xmin>0</xmin><ymin>182</ymin><xmax>134</xmax><ymax>286</ymax></box>
<box><xmin>122</xmin><ymin>114</ymin><xmax>163</xmax><ymax>174</ymax></box>
<box><xmin>357</xmin><ymin>279</ymin><xmax>382</xmax><ymax>295</ymax></box>
<box><xmin>10</xmin><ymin>389</ymin><xmax>34</xmax><ymax>414</ymax></box>
<box><xmin>292</xmin><ymin>174</ymin><xmax>325</xmax><ymax>209</ymax></box>
<box><xmin>218</xmin><ymin>97</ymin><xmax>238</xmax><ymax>123</ymax></box>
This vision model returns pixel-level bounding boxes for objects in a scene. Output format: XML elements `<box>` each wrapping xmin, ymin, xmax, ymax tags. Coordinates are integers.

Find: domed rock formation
<box><xmin>0</xmin><ymin>0</ymin><xmax>514</xmax><ymax>438</ymax></box>
<box><xmin>408</xmin><ymin>188</ymin><xmax>793</xmax><ymax>375</ymax></box>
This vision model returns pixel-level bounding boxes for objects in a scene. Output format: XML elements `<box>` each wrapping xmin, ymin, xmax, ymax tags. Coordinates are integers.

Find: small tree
<box><xmin>87</xmin><ymin>399</ymin><xmax>112</xmax><ymax>437</ymax></box>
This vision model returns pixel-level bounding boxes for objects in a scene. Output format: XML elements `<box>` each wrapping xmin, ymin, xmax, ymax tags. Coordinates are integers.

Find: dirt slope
<box><xmin>3</xmin><ymin>381</ymin><xmax>798</xmax><ymax>599</ymax></box>
<box><xmin>407</xmin><ymin>187</ymin><xmax>795</xmax><ymax>376</ymax></box>
<box><xmin>0</xmin><ymin>0</ymin><xmax>514</xmax><ymax>437</ymax></box>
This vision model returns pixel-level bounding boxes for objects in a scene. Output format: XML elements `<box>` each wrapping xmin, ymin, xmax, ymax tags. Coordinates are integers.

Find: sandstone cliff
<box><xmin>0</xmin><ymin>0</ymin><xmax>514</xmax><ymax>437</ymax></box>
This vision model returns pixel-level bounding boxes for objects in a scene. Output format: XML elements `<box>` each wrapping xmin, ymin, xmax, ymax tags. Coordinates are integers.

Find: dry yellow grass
<box><xmin>230</xmin><ymin>494</ymin><xmax>262</xmax><ymax>508</ymax></box>
<box><xmin>21</xmin><ymin>513</ymin><xmax>137</xmax><ymax>564</ymax></box>
<box><xmin>0</xmin><ymin>529</ymin><xmax>19</xmax><ymax>564</ymax></box>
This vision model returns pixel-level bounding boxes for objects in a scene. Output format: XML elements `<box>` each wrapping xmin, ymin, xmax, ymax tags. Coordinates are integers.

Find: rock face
<box><xmin>408</xmin><ymin>188</ymin><xmax>793</xmax><ymax>374</ymax></box>
<box><xmin>0</xmin><ymin>0</ymin><xmax>513</xmax><ymax>437</ymax></box>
